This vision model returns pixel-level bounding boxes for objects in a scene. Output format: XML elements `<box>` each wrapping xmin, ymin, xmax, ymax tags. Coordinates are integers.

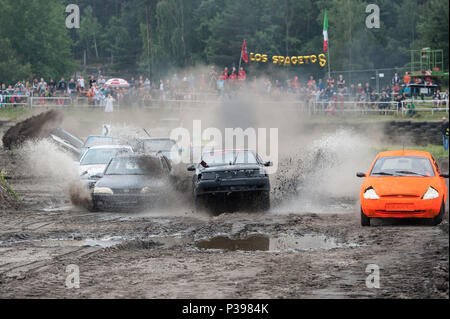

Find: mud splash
<box><xmin>2</xmin><ymin>110</ymin><xmax>63</xmax><ymax>150</ymax></box>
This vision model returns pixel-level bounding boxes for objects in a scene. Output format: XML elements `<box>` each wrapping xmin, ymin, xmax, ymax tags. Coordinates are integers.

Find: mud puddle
<box><xmin>195</xmin><ymin>233</ymin><xmax>359</xmax><ymax>252</ymax></box>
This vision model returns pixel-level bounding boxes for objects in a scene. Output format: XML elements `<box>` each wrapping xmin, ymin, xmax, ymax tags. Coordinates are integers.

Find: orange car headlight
<box><xmin>422</xmin><ymin>187</ymin><xmax>439</xmax><ymax>200</ymax></box>
<box><xmin>363</xmin><ymin>187</ymin><xmax>380</xmax><ymax>200</ymax></box>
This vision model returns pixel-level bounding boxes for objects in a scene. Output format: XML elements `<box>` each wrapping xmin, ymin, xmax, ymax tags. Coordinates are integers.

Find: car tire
<box><xmin>89</xmin><ymin>201</ymin><xmax>100</xmax><ymax>212</ymax></box>
<box><xmin>361</xmin><ymin>207</ymin><xmax>371</xmax><ymax>227</ymax></box>
<box><xmin>194</xmin><ymin>195</ymin><xmax>206</xmax><ymax>212</ymax></box>
<box><xmin>431</xmin><ymin>200</ymin><xmax>445</xmax><ymax>226</ymax></box>
<box><xmin>256</xmin><ymin>191</ymin><xmax>271</xmax><ymax>212</ymax></box>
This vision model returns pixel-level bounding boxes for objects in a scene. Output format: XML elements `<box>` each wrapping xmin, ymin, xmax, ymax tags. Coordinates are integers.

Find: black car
<box><xmin>187</xmin><ymin>150</ymin><xmax>272</xmax><ymax>213</ymax></box>
<box><xmin>92</xmin><ymin>154</ymin><xmax>174</xmax><ymax>211</ymax></box>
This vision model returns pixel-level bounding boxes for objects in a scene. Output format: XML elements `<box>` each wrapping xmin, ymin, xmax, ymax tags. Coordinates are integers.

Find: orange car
<box><xmin>357</xmin><ymin>150</ymin><xmax>448</xmax><ymax>226</ymax></box>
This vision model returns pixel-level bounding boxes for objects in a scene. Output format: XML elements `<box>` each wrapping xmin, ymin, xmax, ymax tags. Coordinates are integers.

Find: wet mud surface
<box><xmin>0</xmin><ymin>113</ymin><xmax>448</xmax><ymax>299</ymax></box>
<box><xmin>0</xmin><ymin>168</ymin><xmax>447</xmax><ymax>299</ymax></box>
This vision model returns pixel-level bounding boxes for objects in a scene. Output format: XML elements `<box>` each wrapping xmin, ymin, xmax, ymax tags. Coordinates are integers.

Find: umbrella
<box><xmin>104</xmin><ymin>78</ymin><xmax>130</xmax><ymax>88</ymax></box>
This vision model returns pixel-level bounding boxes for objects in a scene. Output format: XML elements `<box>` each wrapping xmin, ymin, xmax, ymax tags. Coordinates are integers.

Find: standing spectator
<box><xmin>326</xmin><ymin>75</ymin><xmax>335</xmax><ymax>89</ymax></box>
<box><xmin>238</xmin><ymin>67</ymin><xmax>246</xmax><ymax>81</ymax></box>
<box><xmin>68</xmin><ymin>78</ymin><xmax>77</xmax><ymax>100</ymax></box>
<box><xmin>89</xmin><ymin>75</ymin><xmax>97</xmax><ymax>88</ymax></box>
<box><xmin>144</xmin><ymin>78</ymin><xmax>151</xmax><ymax>90</ymax></box>
<box><xmin>433</xmin><ymin>90</ymin><xmax>442</xmax><ymax>107</ymax></box>
<box><xmin>58</xmin><ymin>77</ymin><xmax>67</xmax><ymax>93</ymax></box>
<box><xmin>48</xmin><ymin>78</ymin><xmax>56</xmax><ymax>96</ymax></box>
<box><xmin>105</xmin><ymin>94</ymin><xmax>115</xmax><ymax>113</ymax></box>
<box><xmin>159</xmin><ymin>80</ymin><xmax>165</xmax><ymax>101</ymax></box>
<box><xmin>217</xmin><ymin>72</ymin><xmax>227</xmax><ymax>98</ymax></box>
<box><xmin>337</xmin><ymin>74</ymin><xmax>346</xmax><ymax>92</ymax></box>
<box><xmin>38</xmin><ymin>78</ymin><xmax>47</xmax><ymax>96</ymax></box>
<box><xmin>442</xmin><ymin>117</ymin><xmax>449</xmax><ymax>151</ymax></box>
<box><xmin>98</xmin><ymin>75</ymin><xmax>106</xmax><ymax>88</ymax></box>
<box><xmin>307</xmin><ymin>76</ymin><xmax>315</xmax><ymax>92</ymax></box>
<box><xmin>138</xmin><ymin>75</ymin><xmax>144</xmax><ymax>88</ymax></box>
<box><xmin>78</xmin><ymin>76</ymin><xmax>85</xmax><ymax>91</ymax></box>
<box><xmin>317</xmin><ymin>78</ymin><xmax>324</xmax><ymax>92</ymax></box>
<box><xmin>443</xmin><ymin>90</ymin><xmax>449</xmax><ymax>108</ymax></box>
<box><xmin>292</xmin><ymin>76</ymin><xmax>301</xmax><ymax>93</ymax></box>
<box><xmin>392</xmin><ymin>72</ymin><xmax>401</xmax><ymax>86</ymax></box>
<box><xmin>403</xmin><ymin>72</ymin><xmax>411</xmax><ymax>85</ymax></box>
<box><xmin>364</xmin><ymin>82</ymin><xmax>372</xmax><ymax>106</ymax></box>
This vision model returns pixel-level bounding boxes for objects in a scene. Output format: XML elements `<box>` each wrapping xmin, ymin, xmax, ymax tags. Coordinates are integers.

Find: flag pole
<box><xmin>327</xmin><ymin>45</ymin><xmax>331</xmax><ymax>78</ymax></box>
<box><xmin>239</xmin><ymin>39</ymin><xmax>244</xmax><ymax>72</ymax></box>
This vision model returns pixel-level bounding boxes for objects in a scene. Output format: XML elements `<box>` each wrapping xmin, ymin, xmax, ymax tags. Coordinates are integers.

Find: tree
<box><xmin>0</xmin><ymin>0</ymin><xmax>74</xmax><ymax>81</ymax></box>
<box><xmin>0</xmin><ymin>39</ymin><xmax>32</xmax><ymax>84</ymax></box>
<box><xmin>418</xmin><ymin>0</ymin><xmax>449</xmax><ymax>69</ymax></box>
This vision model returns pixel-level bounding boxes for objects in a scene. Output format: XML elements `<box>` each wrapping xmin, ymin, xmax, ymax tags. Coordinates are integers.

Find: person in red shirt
<box><xmin>291</xmin><ymin>76</ymin><xmax>300</xmax><ymax>93</ymax></box>
<box><xmin>307</xmin><ymin>76</ymin><xmax>316</xmax><ymax>91</ymax></box>
<box><xmin>223</xmin><ymin>67</ymin><xmax>229</xmax><ymax>78</ymax></box>
<box><xmin>238</xmin><ymin>67</ymin><xmax>246</xmax><ymax>81</ymax></box>
<box><xmin>229</xmin><ymin>68</ymin><xmax>238</xmax><ymax>82</ymax></box>
<box><xmin>327</xmin><ymin>75</ymin><xmax>335</xmax><ymax>89</ymax></box>
<box><xmin>218</xmin><ymin>72</ymin><xmax>228</xmax><ymax>81</ymax></box>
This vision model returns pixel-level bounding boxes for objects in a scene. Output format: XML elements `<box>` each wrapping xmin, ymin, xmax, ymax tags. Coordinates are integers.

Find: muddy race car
<box><xmin>92</xmin><ymin>154</ymin><xmax>174</xmax><ymax>211</ymax></box>
<box><xmin>357</xmin><ymin>150</ymin><xmax>448</xmax><ymax>226</ymax></box>
<box><xmin>135</xmin><ymin>137</ymin><xmax>181</xmax><ymax>161</ymax></box>
<box><xmin>79</xmin><ymin>145</ymin><xmax>134</xmax><ymax>190</ymax></box>
<box><xmin>188</xmin><ymin>150</ymin><xmax>272</xmax><ymax>214</ymax></box>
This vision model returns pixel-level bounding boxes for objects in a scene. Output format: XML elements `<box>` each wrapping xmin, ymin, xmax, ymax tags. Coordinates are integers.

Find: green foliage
<box><xmin>0</xmin><ymin>0</ymin><xmax>449</xmax><ymax>83</ymax></box>
<box><xmin>0</xmin><ymin>0</ymin><xmax>75</xmax><ymax>81</ymax></box>
<box><xmin>1</xmin><ymin>169</ymin><xmax>19</xmax><ymax>200</ymax></box>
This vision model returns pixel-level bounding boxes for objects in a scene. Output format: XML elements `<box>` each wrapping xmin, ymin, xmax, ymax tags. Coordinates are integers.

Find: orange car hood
<box><xmin>365</xmin><ymin>177</ymin><xmax>438</xmax><ymax>197</ymax></box>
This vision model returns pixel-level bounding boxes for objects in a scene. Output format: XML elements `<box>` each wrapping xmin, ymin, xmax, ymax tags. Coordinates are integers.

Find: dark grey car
<box><xmin>188</xmin><ymin>150</ymin><xmax>272</xmax><ymax>214</ymax></box>
<box><xmin>92</xmin><ymin>154</ymin><xmax>173</xmax><ymax>211</ymax></box>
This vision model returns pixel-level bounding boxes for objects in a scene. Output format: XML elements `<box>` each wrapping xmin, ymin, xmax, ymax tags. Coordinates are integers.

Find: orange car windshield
<box><xmin>370</xmin><ymin>156</ymin><xmax>435</xmax><ymax>177</ymax></box>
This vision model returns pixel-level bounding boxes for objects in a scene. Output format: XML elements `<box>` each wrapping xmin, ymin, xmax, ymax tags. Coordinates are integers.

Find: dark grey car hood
<box><xmin>96</xmin><ymin>175</ymin><xmax>167</xmax><ymax>189</ymax></box>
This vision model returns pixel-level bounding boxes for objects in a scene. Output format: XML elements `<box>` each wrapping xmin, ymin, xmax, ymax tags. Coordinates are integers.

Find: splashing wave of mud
<box><xmin>272</xmin><ymin>129</ymin><xmax>375</xmax><ymax>214</ymax></box>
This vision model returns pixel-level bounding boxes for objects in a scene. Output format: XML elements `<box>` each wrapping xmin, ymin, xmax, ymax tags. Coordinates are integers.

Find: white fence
<box><xmin>2</xmin><ymin>93</ymin><xmax>449</xmax><ymax>117</ymax></box>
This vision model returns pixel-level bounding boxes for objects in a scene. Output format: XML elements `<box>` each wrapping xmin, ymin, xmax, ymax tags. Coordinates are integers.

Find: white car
<box><xmin>79</xmin><ymin>145</ymin><xmax>134</xmax><ymax>188</ymax></box>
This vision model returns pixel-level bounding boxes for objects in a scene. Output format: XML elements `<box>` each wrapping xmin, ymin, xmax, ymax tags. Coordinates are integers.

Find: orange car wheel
<box><xmin>431</xmin><ymin>201</ymin><xmax>445</xmax><ymax>226</ymax></box>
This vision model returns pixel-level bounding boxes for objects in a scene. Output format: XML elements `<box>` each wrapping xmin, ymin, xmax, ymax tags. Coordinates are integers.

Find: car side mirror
<box><xmin>440</xmin><ymin>173</ymin><xmax>449</xmax><ymax>178</ymax></box>
<box><xmin>187</xmin><ymin>165</ymin><xmax>196</xmax><ymax>172</ymax></box>
<box><xmin>264</xmin><ymin>161</ymin><xmax>273</xmax><ymax>167</ymax></box>
<box><xmin>92</xmin><ymin>173</ymin><xmax>104</xmax><ymax>179</ymax></box>
<box><xmin>356</xmin><ymin>172</ymin><xmax>366</xmax><ymax>178</ymax></box>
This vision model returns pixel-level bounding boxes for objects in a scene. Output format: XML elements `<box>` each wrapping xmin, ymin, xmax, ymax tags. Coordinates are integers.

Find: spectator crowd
<box><xmin>1</xmin><ymin>68</ymin><xmax>448</xmax><ymax>113</ymax></box>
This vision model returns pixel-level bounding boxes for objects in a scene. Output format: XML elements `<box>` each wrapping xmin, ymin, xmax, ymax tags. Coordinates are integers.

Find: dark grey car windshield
<box><xmin>371</xmin><ymin>156</ymin><xmax>435</xmax><ymax>177</ymax></box>
<box><xmin>106</xmin><ymin>157</ymin><xmax>163</xmax><ymax>176</ymax></box>
<box><xmin>202</xmin><ymin>151</ymin><xmax>258</xmax><ymax>167</ymax></box>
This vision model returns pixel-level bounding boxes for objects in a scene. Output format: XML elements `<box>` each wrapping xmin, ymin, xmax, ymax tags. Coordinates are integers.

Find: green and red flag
<box><xmin>323</xmin><ymin>12</ymin><xmax>328</xmax><ymax>52</ymax></box>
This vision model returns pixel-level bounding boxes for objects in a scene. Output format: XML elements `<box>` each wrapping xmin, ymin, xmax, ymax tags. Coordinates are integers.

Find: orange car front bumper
<box><xmin>361</xmin><ymin>196</ymin><xmax>442</xmax><ymax>218</ymax></box>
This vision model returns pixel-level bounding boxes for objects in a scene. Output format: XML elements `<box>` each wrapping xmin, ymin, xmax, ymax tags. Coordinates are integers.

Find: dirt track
<box><xmin>0</xmin><ymin>155</ymin><xmax>448</xmax><ymax>299</ymax></box>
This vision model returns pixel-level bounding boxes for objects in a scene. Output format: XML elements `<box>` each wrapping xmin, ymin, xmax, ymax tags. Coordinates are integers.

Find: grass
<box><xmin>0</xmin><ymin>169</ymin><xmax>19</xmax><ymax>200</ymax></box>
<box><xmin>375</xmin><ymin>144</ymin><xmax>449</xmax><ymax>160</ymax></box>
